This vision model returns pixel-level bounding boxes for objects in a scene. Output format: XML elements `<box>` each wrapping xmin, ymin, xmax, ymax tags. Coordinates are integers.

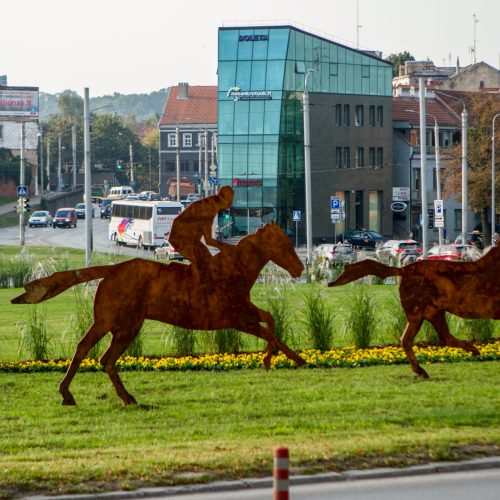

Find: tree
<box><xmin>442</xmin><ymin>94</ymin><xmax>500</xmax><ymax>245</ymax></box>
<box><xmin>386</xmin><ymin>51</ymin><xmax>415</xmax><ymax>77</ymax></box>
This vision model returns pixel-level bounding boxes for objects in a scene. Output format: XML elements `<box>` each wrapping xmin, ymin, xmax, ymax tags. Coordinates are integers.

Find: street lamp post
<box><xmin>492</xmin><ymin>113</ymin><xmax>500</xmax><ymax>245</ymax></box>
<box><xmin>418</xmin><ymin>78</ymin><xmax>429</xmax><ymax>258</ymax></box>
<box><xmin>303</xmin><ymin>69</ymin><xmax>315</xmax><ymax>264</ymax></box>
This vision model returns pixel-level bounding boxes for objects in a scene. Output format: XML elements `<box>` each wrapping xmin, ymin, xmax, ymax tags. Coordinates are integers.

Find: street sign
<box><xmin>434</xmin><ymin>217</ymin><xmax>445</xmax><ymax>228</ymax></box>
<box><xmin>17</xmin><ymin>185</ymin><xmax>28</xmax><ymax>197</ymax></box>
<box><xmin>391</xmin><ymin>201</ymin><xmax>407</xmax><ymax>212</ymax></box>
<box><xmin>392</xmin><ymin>187</ymin><xmax>410</xmax><ymax>201</ymax></box>
<box><xmin>208</xmin><ymin>177</ymin><xmax>218</xmax><ymax>185</ymax></box>
<box><xmin>292</xmin><ymin>210</ymin><xmax>301</xmax><ymax>222</ymax></box>
<box><xmin>434</xmin><ymin>199</ymin><xmax>444</xmax><ymax>217</ymax></box>
<box><xmin>331</xmin><ymin>196</ymin><xmax>341</xmax><ymax>210</ymax></box>
<box><xmin>209</xmin><ymin>163</ymin><xmax>217</xmax><ymax>172</ymax></box>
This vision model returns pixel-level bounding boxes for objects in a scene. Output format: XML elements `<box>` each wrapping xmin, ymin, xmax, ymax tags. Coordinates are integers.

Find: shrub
<box><xmin>346</xmin><ymin>286</ymin><xmax>377</xmax><ymax>349</ymax></box>
<box><xmin>211</xmin><ymin>328</ymin><xmax>244</xmax><ymax>355</ymax></box>
<box><xmin>18</xmin><ymin>306</ymin><xmax>51</xmax><ymax>361</ymax></box>
<box><xmin>166</xmin><ymin>326</ymin><xmax>197</xmax><ymax>356</ymax></box>
<box><xmin>302</xmin><ymin>288</ymin><xmax>335</xmax><ymax>350</ymax></box>
<box><xmin>458</xmin><ymin>318</ymin><xmax>495</xmax><ymax>343</ymax></box>
<box><xmin>266</xmin><ymin>285</ymin><xmax>293</xmax><ymax>346</ymax></box>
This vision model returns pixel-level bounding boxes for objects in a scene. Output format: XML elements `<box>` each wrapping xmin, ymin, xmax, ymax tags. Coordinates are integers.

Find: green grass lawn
<box><xmin>0</xmin><ymin>363</ymin><xmax>499</xmax><ymax>497</ymax></box>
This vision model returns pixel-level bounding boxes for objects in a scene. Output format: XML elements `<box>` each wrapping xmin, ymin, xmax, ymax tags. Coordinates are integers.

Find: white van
<box><xmin>108</xmin><ymin>186</ymin><xmax>134</xmax><ymax>199</ymax></box>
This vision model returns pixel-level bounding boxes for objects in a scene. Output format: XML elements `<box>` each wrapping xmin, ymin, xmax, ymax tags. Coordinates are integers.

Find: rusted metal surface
<box><xmin>329</xmin><ymin>242</ymin><xmax>500</xmax><ymax>378</ymax></box>
<box><xmin>12</xmin><ymin>188</ymin><xmax>305</xmax><ymax>405</ymax></box>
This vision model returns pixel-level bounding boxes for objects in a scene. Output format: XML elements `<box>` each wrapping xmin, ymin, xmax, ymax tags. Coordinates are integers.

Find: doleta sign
<box><xmin>239</xmin><ymin>34</ymin><xmax>269</xmax><ymax>41</ymax></box>
<box><xmin>226</xmin><ymin>87</ymin><xmax>272</xmax><ymax>102</ymax></box>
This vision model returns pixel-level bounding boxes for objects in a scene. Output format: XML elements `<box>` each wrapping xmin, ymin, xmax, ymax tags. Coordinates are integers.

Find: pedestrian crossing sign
<box><xmin>17</xmin><ymin>185</ymin><xmax>28</xmax><ymax>197</ymax></box>
<box><xmin>292</xmin><ymin>210</ymin><xmax>301</xmax><ymax>222</ymax></box>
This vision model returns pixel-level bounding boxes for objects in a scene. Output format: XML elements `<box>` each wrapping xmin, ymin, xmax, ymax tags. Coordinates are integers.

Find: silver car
<box><xmin>28</xmin><ymin>210</ymin><xmax>53</xmax><ymax>227</ymax></box>
<box><xmin>154</xmin><ymin>241</ymin><xmax>184</xmax><ymax>261</ymax></box>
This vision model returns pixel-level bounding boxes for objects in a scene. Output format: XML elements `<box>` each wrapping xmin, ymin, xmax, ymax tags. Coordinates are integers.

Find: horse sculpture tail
<box><xmin>328</xmin><ymin>259</ymin><xmax>403</xmax><ymax>287</ymax></box>
<box><xmin>11</xmin><ymin>265</ymin><xmax>114</xmax><ymax>304</ymax></box>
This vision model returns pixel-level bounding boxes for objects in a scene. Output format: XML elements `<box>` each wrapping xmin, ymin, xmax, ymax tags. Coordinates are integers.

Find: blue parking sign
<box><xmin>331</xmin><ymin>196</ymin><xmax>340</xmax><ymax>210</ymax></box>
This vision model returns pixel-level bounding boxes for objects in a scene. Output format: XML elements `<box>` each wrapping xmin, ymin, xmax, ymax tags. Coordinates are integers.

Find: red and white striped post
<box><xmin>273</xmin><ymin>446</ymin><xmax>289</xmax><ymax>500</ymax></box>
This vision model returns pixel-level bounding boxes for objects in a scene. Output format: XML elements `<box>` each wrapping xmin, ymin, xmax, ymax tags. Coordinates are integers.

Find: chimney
<box><xmin>456</xmin><ymin>57</ymin><xmax>460</xmax><ymax>75</ymax></box>
<box><xmin>178</xmin><ymin>82</ymin><xmax>189</xmax><ymax>99</ymax></box>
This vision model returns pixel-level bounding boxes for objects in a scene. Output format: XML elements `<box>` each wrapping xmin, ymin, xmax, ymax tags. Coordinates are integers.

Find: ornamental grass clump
<box><xmin>166</xmin><ymin>326</ymin><xmax>197</xmax><ymax>356</ymax></box>
<box><xmin>266</xmin><ymin>285</ymin><xmax>293</xmax><ymax>346</ymax></box>
<box><xmin>17</xmin><ymin>305</ymin><xmax>52</xmax><ymax>361</ymax></box>
<box><xmin>211</xmin><ymin>328</ymin><xmax>244</xmax><ymax>355</ymax></box>
<box><xmin>384</xmin><ymin>293</ymin><xmax>407</xmax><ymax>345</ymax></box>
<box><xmin>302</xmin><ymin>288</ymin><xmax>336</xmax><ymax>350</ymax></box>
<box><xmin>346</xmin><ymin>286</ymin><xmax>377</xmax><ymax>349</ymax></box>
<box><xmin>9</xmin><ymin>250</ymin><xmax>36</xmax><ymax>287</ymax></box>
<box><xmin>459</xmin><ymin>318</ymin><xmax>495</xmax><ymax>343</ymax></box>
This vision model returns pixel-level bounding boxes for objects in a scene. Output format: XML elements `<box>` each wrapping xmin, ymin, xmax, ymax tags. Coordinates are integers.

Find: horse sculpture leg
<box><xmin>59</xmin><ymin>323</ymin><xmax>109</xmax><ymax>405</ymax></box>
<box><xmin>429</xmin><ymin>311</ymin><xmax>480</xmax><ymax>356</ymax></box>
<box><xmin>100</xmin><ymin>326</ymin><xmax>143</xmax><ymax>406</ymax></box>
<box><xmin>257</xmin><ymin>309</ymin><xmax>305</xmax><ymax>368</ymax></box>
<box><xmin>400</xmin><ymin>317</ymin><xmax>429</xmax><ymax>378</ymax></box>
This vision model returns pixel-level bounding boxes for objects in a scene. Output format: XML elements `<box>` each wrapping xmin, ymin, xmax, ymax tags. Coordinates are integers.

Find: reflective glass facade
<box><xmin>218</xmin><ymin>26</ymin><xmax>392</xmax><ymax>236</ymax></box>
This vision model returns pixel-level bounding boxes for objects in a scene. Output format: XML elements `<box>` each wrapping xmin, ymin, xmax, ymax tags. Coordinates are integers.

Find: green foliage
<box><xmin>210</xmin><ymin>329</ymin><xmax>244</xmax><ymax>355</ymax></box>
<box><xmin>17</xmin><ymin>306</ymin><xmax>51</xmax><ymax>361</ymax></box>
<box><xmin>166</xmin><ymin>326</ymin><xmax>196</xmax><ymax>356</ymax></box>
<box><xmin>0</xmin><ymin>148</ymin><xmax>31</xmax><ymax>185</ymax></box>
<box><xmin>302</xmin><ymin>288</ymin><xmax>336</xmax><ymax>350</ymax></box>
<box><xmin>384</xmin><ymin>293</ymin><xmax>407</xmax><ymax>344</ymax></box>
<box><xmin>266</xmin><ymin>285</ymin><xmax>294</xmax><ymax>346</ymax></box>
<box><xmin>459</xmin><ymin>318</ymin><xmax>495</xmax><ymax>343</ymax></box>
<box><xmin>386</xmin><ymin>51</ymin><xmax>416</xmax><ymax>77</ymax></box>
<box><xmin>346</xmin><ymin>286</ymin><xmax>377</xmax><ymax>348</ymax></box>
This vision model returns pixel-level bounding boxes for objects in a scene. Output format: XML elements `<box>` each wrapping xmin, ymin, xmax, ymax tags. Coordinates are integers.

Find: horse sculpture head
<box><xmin>259</xmin><ymin>221</ymin><xmax>304</xmax><ymax>278</ymax></box>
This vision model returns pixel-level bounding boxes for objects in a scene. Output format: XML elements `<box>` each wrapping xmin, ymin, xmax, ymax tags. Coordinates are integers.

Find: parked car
<box><xmin>28</xmin><ymin>210</ymin><xmax>53</xmax><ymax>227</ymax></box>
<box><xmin>454</xmin><ymin>231</ymin><xmax>484</xmax><ymax>250</ymax></box>
<box><xmin>154</xmin><ymin>241</ymin><xmax>184</xmax><ymax>261</ymax></box>
<box><xmin>75</xmin><ymin>203</ymin><xmax>95</xmax><ymax>219</ymax></box>
<box><xmin>336</xmin><ymin>230</ymin><xmax>388</xmax><ymax>249</ymax></box>
<box><xmin>53</xmin><ymin>208</ymin><xmax>77</xmax><ymax>228</ymax></box>
<box><xmin>377</xmin><ymin>239</ymin><xmax>421</xmax><ymax>262</ymax></box>
<box><xmin>418</xmin><ymin>244</ymin><xmax>482</xmax><ymax>262</ymax></box>
<box><xmin>100</xmin><ymin>198</ymin><xmax>113</xmax><ymax>219</ymax></box>
<box><xmin>313</xmin><ymin>242</ymin><xmax>354</xmax><ymax>264</ymax></box>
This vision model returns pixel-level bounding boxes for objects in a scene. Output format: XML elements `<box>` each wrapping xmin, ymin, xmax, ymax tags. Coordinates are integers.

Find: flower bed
<box><xmin>1</xmin><ymin>341</ymin><xmax>499</xmax><ymax>373</ymax></box>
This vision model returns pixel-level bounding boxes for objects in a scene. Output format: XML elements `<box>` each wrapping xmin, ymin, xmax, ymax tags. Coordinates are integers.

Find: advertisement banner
<box><xmin>0</xmin><ymin>89</ymin><xmax>39</xmax><ymax>116</ymax></box>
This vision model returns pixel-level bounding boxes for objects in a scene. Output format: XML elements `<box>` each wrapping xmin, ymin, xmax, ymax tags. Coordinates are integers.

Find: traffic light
<box><xmin>23</xmin><ymin>197</ymin><xmax>30</xmax><ymax>213</ymax></box>
<box><xmin>15</xmin><ymin>198</ymin><xmax>22</xmax><ymax>214</ymax></box>
<box><xmin>223</xmin><ymin>209</ymin><xmax>230</xmax><ymax>220</ymax></box>
<box><xmin>116</xmin><ymin>160</ymin><xmax>124</xmax><ymax>170</ymax></box>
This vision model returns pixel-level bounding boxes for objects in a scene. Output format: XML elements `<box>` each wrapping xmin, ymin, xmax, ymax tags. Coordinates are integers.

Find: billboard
<box><xmin>0</xmin><ymin>88</ymin><xmax>39</xmax><ymax>117</ymax></box>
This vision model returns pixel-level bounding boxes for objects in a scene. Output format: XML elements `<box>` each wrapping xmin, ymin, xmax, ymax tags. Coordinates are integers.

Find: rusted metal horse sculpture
<box><xmin>329</xmin><ymin>242</ymin><xmax>500</xmax><ymax>378</ymax></box>
<box><xmin>12</xmin><ymin>221</ymin><xmax>305</xmax><ymax>405</ymax></box>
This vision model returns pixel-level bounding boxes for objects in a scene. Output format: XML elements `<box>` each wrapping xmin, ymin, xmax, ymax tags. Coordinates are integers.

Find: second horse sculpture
<box><xmin>329</xmin><ymin>242</ymin><xmax>500</xmax><ymax>378</ymax></box>
<box><xmin>12</xmin><ymin>221</ymin><xmax>306</xmax><ymax>406</ymax></box>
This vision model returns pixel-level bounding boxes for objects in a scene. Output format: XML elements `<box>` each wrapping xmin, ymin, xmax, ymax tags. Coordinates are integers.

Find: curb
<box><xmin>24</xmin><ymin>456</ymin><xmax>500</xmax><ymax>499</ymax></box>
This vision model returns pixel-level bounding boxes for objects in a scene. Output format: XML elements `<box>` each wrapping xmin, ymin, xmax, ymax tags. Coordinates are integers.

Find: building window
<box><xmin>0</xmin><ymin>124</ymin><xmax>3</xmax><ymax>140</ymax></box>
<box><xmin>343</xmin><ymin>104</ymin><xmax>350</xmax><ymax>126</ymax></box>
<box><xmin>181</xmin><ymin>160</ymin><xmax>190</xmax><ymax>172</ymax></box>
<box><xmin>454</xmin><ymin>209</ymin><xmax>462</xmax><ymax>231</ymax></box>
<box><xmin>335</xmin><ymin>104</ymin><xmax>342</xmax><ymax>126</ymax></box>
<box><xmin>369</xmin><ymin>105</ymin><xmax>376</xmax><ymax>127</ymax></box>
<box><xmin>167</xmin><ymin>133</ymin><xmax>177</xmax><ymax>147</ymax></box>
<box><xmin>183</xmin><ymin>133</ymin><xmax>192</xmax><ymax>148</ymax></box>
<box><xmin>330</xmin><ymin>63</ymin><xmax>338</xmax><ymax>76</ymax></box>
<box><xmin>377</xmin><ymin>106</ymin><xmax>384</xmax><ymax>127</ymax></box>
<box><xmin>369</xmin><ymin>147</ymin><xmax>376</xmax><ymax>167</ymax></box>
<box><xmin>362</xmin><ymin>65</ymin><xmax>370</xmax><ymax>78</ymax></box>
<box><xmin>377</xmin><ymin>147</ymin><xmax>383</xmax><ymax>167</ymax></box>
<box><xmin>355</xmin><ymin>105</ymin><xmax>364</xmax><ymax>126</ymax></box>
<box><xmin>344</xmin><ymin>147</ymin><xmax>351</xmax><ymax>168</ymax></box>
<box><xmin>166</xmin><ymin>161</ymin><xmax>175</xmax><ymax>172</ymax></box>
<box><xmin>199</xmin><ymin>133</ymin><xmax>207</xmax><ymax>146</ymax></box>
<box><xmin>335</xmin><ymin>147</ymin><xmax>342</xmax><ymax>168</ymax></box>
<box><xmin>356</xmin><ymin>147</ymin><xmax>365</xmax><ymax>168</ymax></box>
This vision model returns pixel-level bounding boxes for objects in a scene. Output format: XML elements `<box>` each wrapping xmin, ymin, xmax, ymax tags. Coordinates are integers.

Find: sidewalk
<box><xmin>24</xmin><ymin>456</ymin><xmax>500</xmax><ymax>500</ymax></box>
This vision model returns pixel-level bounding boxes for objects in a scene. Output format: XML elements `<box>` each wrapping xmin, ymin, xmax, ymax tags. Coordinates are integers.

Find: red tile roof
<box><xmin>159</xmin><ymin>85</ymin><xmax>217</xmax><ymax>126</ymax></box>
<box><xmin>393</xmin><ymin>96</ymin><xmax>460</xmax><ymax>127</ymax></box>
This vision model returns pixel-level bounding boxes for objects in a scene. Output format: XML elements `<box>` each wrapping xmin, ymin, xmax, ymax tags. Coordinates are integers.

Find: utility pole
<box><xmin>129</xmin><ymin>142</ymin><xmax>134</xmax><ymax>185</ymax></box>
<box><xmin>39</xmin><ymin>125</ymin><xmax>44</xmax><ymax>198</ymax></box>
<box><xmin>57</xmin><ymin>134</ymin><xmax>62</xmax><ymax>190</ymax></box>
<box><xmin>204</xmin><ymin>129</ymin><xmax>208</xmax><ymax>198</ymax></box>
<box><xmin>419</xmin><ymin>78</ymin><xmax>428</xmax><ymax>258</ymax></box>
<box><xmin>83</xmin><ymin>88</ymin><xmax>92</xmax><ymax>267</ymax></box>
<box><xmin>176</xmin><ymin>126</ymin><xmax>180</xmax><ymax>201</ymax></box>
<box><xmin>461</xmin><ymin>106</ymin><xmax>468</xmax><ymax>245</ymax></box>
<box><xmin>47</xmin><ymin>141</ymin><xmax>51</xmax><ymax>190</ymax></box>
<box><xmin>19</xmin><ymin>122</ymin><xmax>26</xmax><ymax>246</ymax></box>
<box><xmin>72</xmin><ymin>124</ymin><xmax>77</xmax><ymax>187</ymax></box>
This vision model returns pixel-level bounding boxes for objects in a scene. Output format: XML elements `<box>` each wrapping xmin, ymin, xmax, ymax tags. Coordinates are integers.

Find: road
<box><xmin>0</xmin><ymin>213</ymin><xmax>151</xmax><ymax>259</ymax></box>
<box><xmin>155</xmin><ymin>468</ymin><xmax>500</xmax><ymax>500</ymax></box>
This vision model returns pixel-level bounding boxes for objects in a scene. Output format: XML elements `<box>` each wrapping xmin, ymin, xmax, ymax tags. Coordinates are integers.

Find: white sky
<box><xmin>2</xmin><ymin>0</ymin><xmax>498</xmax><ymax>97</ymax></box>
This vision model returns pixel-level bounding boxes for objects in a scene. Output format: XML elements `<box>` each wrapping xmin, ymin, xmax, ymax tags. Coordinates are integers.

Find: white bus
<box><xmin>108</xmin><ymin>200</ymin><xmax>184</xmax><ymax>249</ymax></box>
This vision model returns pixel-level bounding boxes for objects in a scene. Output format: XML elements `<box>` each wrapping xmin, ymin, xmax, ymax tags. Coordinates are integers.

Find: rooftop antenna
<box><xmin>472</xmin><ymin>12</ymin><xmax>479</xmax><ymax>63</ymax></box>
<box><xmin>356</xmin><ymin>0</ymin><xmax>362</xmax><ymax>48</ymax></box>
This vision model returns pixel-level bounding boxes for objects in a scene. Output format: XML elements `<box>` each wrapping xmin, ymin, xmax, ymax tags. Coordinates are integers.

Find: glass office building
<box><xmin>218</xmin><ymin>25</ymin><xmax>392</xmax><ymax>237</ymax></box>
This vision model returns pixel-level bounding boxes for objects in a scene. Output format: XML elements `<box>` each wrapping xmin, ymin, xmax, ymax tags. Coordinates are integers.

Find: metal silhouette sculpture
<box><xmin>12</xmin><ymin>192</ymin><xmax>305</xmax><ymax>405</ymax></box>
<box><xmin>329</xmin><ymin>242</ymin><xmax>500</xmax><ymax>378</ymax></box>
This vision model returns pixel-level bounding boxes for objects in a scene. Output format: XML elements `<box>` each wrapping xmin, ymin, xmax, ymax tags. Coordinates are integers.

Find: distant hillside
<box><xmin>39</xmin><ymin>89</ymin><xmax>169</xmax><ymax>122</ymax></box>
